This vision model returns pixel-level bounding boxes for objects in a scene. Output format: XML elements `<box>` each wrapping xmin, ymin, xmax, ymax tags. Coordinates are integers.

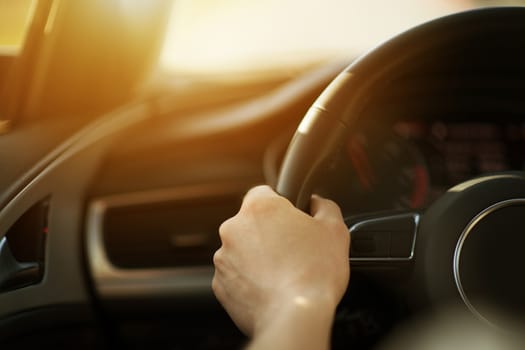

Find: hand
<box><xmin>212</xmin><ymin>185</ymin><xmax>350</xmax><ymax>337</ymax></box>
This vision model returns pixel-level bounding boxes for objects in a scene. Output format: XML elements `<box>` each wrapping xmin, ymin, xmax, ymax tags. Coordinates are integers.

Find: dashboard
<box><xmin>82</xmin><ymin>91</ymin><xmax>525</xmax><ymax>347</ymax></box>
<box><xmin>0</xmin><ymin>73</ymin><xmax>522</xmax><ymax>348</ymax></box>
<box><xmin>83</xmin><ymin>57</ymin><xmax>525</xmax><ymax>276</ymax></box>
<box><xmin>2</xmin><ymin>53</ymin><xmax>525</xmax><ymax>350</ymax></box>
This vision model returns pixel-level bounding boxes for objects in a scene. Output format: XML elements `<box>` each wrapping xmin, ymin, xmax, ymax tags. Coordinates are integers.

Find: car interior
<box><xmin>0</xmin><ymin>1</ymin><xmax>524</xmax><ymax>349</ymax></box>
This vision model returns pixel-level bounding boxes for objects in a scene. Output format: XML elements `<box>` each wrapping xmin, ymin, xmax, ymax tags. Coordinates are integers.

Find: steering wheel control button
<box><xmin>349</xmin><ymin>213</ymin><xmax>419</xmax><ymax>261</ymax></box>
<box><xmin>351</xmin><ymin>232</ymin><xmax>390</xmax><ymax>257</ymax></box>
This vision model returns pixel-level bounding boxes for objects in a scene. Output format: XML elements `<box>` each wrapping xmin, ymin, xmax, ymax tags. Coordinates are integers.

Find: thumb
<box><xmin>309</xmin><ymin>194</ymin><xmax>344</xmax><ymax>222</ymax></box>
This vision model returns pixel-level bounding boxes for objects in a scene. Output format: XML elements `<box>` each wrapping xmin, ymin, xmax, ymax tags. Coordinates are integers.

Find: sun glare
<box><xmin>0</xmin><ymin>0</ymin><xmax>37</xmax><ymax>53</ymax></box>
<box><xmin>159</xmin><ymin>0</ymin><xmax>473</xmax><ymax>74</ymax></box>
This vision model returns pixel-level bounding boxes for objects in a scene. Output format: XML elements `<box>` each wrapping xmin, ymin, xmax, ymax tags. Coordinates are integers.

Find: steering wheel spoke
<box><xmin>345</xmin><ymin>212</ymin><xmax>420</xmax><ymax>267</ymax></box>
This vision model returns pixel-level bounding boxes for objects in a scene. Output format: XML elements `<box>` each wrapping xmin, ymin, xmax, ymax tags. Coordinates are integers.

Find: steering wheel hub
<box><xmin>414</xmin><ymin>173</ymin><xmax>525</xmax><ymax>326</ymax></box>
<box><xmin>455</xmin><ymin>198</ymin><xmax>525</xmax><ymax>326</ymax></box>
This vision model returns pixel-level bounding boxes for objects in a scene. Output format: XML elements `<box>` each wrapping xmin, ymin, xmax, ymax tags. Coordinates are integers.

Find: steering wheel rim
<box><xmin>276</xmin><ymin>6</ymin><xmax>525</xmax><ymax>211</ymax></box>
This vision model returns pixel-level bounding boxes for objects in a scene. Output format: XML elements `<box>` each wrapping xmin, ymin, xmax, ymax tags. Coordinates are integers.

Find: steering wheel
<box><xmin>276</xmin><ymin>7</ymin><xmax>525</xmax><ymax>327</ymax></box>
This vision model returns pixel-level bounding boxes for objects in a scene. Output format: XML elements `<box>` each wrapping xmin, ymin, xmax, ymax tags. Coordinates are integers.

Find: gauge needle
<box><xmin>410</xmin><ymin>165</ymin><xmax>429</xmax><ymax>208</ymax></box>
<box><xmin>347</xmin><ymin>139</ymin><xmax>375</xmax><ymax>191</ymax></box>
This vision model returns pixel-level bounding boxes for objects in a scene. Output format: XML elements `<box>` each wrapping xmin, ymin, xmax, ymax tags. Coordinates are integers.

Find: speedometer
<box><xmin>267</xmin><ymin>127</ymin><xmax>432</xmax><ymax>215</ymax></box>
<box><xmin>318</xmin><ymin>131</ymin><xmax>430</xmax><ymax>215</ymax></box>
<box><xmin>347</xmin><ymin>133</ymin><xmax>429</xmax><ymax>209</ymax></box>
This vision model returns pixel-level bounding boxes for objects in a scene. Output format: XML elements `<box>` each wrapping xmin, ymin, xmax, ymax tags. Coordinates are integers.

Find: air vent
<box><xmin>0</xmin><ymin>197</ymin><xmax>49</xmax><ymax>292</ymax></box>
<box><xmin>96</xmin><ymin>186</ymin><xmax>242</xmax><ymax>269</ymax></box>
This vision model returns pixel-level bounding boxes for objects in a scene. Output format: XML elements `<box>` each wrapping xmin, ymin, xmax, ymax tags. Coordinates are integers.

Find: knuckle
<box><xmin>242</xmin><ymin>192</ymin><xmax>286</xmax><ymax>216</ymax></box>
<box><xmin>218</xmin><ymin>217</ymin><xmax>235</xmax><ymax>243</ymax></box>
<box><xmin>212</xmin><ymin>248</ymin><xmax>224</xmax><ymax>267</ymax></box>
<box><xmin>242</xmin><ymin>186</ymin><xmax>279</xmax><ymax>212</ymax></box>
<box><xmin>245</xmin><ymin>185</ymin><xmax>273</xmax><ymax>199</ymax></box>
<box><xmin>211</xmin><ymin>275</ymin><xmax>222</xmax><ymax>297</ymax></box>
<box><xmin>243</xmin><ymin>196</ymin><xmax>269</xmax><ymax>213</ymax></box>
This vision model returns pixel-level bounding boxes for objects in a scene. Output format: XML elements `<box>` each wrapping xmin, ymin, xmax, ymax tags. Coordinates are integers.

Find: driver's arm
<box><xmin>212</xmin><ymin>185</ymin><xmax>350</xmax><ymax>350</ymax></box>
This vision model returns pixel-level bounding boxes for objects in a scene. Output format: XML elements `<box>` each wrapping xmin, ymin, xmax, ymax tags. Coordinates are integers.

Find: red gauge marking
<box><xmin>410</xmin><ymin>165</ymin><xmax>429</xmax><ymax>208</ymax></box>
<box><xmin>347</xmin><ymin>139</ymin><xmax>375</xmax><ymax>191</ymax></box>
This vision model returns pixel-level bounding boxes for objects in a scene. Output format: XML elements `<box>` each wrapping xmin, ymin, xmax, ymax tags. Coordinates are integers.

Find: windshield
<box><xmin>0</xmin><ymin>0</ymin><xmax>36</xmax><ymax>54</ymax></box>
<box><xmin>160</xmin><ymin>0</ymin><xmax>525</xmax><ymax>74</ymax></box>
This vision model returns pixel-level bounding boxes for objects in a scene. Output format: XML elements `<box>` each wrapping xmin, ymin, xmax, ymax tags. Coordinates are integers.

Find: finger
<box><xmin>310</xmin><ymin>194</ymin><xmax>344</xmax><ymax>222</ymax></box>
<box><xmin>218</xmin><ymin>216</ymin><xmax>236</xmax><ymax>247</ymax></box>
<box><xmin>211</xmin><ymin>273</ymin><xmax>226</xmax><ymax>304</ymax></box>
<box><xmin>240</xmin><ymin>185</ymin><xmax>276</xmax><ymax>213</ymax></box>
<box><xmin>241</xmin><ymin>185</ymin><xmax>292</xmax><ymax>214</ymax></box>
<box><xmin>243</xmin><ymin>185</ymin><xmax>276</xmax><ymax>202</ymax></box>
<box><xmin>212</xmin><ymin>247</ymin><xmax>224</xmax><ymax>269</ymax></box>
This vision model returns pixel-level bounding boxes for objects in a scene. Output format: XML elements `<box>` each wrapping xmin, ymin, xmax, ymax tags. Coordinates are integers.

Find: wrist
<box><xmin>249</xmin><ymin>292</ymin><xmax>337</xmax><ymax>350</ymax></box>
<box><xmin>254</xmin><ymin>289</ymin><xmax>338</xmax><ymax>337</ymax></box>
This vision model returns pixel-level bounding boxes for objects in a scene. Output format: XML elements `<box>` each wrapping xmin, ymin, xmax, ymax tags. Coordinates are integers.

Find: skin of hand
<box><xmin>212</xmin><ymin>185</ymin><xmax>350</xmax><ymax>347</ymax></box>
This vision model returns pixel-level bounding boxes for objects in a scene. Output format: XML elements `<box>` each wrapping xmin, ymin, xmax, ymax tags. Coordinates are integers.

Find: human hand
<box><xmin>212</xmin><ymin>185</ymin><xmax>350</xmax><ymax>337</ymax></box>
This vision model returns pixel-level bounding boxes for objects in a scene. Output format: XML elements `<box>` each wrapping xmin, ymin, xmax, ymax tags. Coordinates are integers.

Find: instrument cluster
<box><xmin>317</xmin><ymin>121</ymin><xmax>525</xmax><ymax>216</ymax></box>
